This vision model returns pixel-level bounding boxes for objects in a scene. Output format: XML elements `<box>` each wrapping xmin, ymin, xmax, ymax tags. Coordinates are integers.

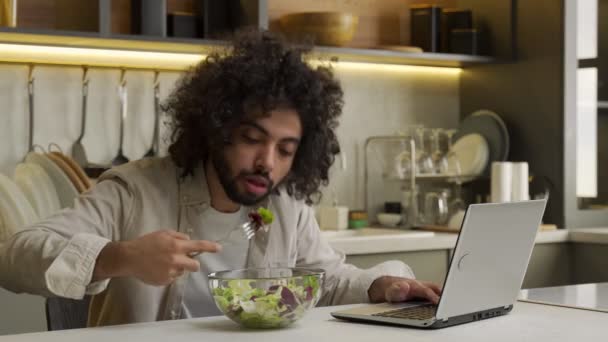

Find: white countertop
<box><xmin>2</xmin><ymin>302</ymin><xmax>605</xmax><ymax>341</ymax></box>
<box><xmin>568</xmin><ymin>227</ymin><xmax>608</xmax><ymax>244</ymax></box>
<box><xmin>520</xmin><ymin>282</ymin><xmax>608</xmax><ymax>312</ymax></box>
<box><xmin>323</xmin><ymin>227</ymin><xmax>573</xmax><ymax>255</ymax></box>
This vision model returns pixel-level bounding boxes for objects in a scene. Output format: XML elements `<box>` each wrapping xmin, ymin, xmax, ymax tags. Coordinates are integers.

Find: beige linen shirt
<box><xmin>0</xmin><ymin>157</ymin><xmax>414</xmax><ymax>327</ymax></box>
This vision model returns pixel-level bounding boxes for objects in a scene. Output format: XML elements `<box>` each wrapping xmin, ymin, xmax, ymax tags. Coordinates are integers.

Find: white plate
<box><xmin>25</xmin><ymin>152</ymin><xmax>78</xmax><ymax>209</ymax></box>
<box><xmin>14</xmin><ymin>163</ymin><xmax>61</xmax><ymax>220</ymax></box>
<box><xmin>454</xmin><ymin>109</ymin><xmax>510</xmax><ymax>175</ymax></box>
<box><xmin>448</xmin><ymin>133</ymin><xmax>490</xmax><ymax>176</ymax></box>
<box><xmin>0</xmin><ymin>174</ymin><xmax>39</xmax><ymax>242</ymax></box>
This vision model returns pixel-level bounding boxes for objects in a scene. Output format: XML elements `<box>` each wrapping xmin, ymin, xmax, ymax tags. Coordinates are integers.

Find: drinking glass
<box><xmin>415</xmin><ymin>127</ymin><xmax>434</xmax><ymax>174</ymax></box>
<box><xmin>447</xmin><ymin>155</ymin><xmax>466</xmax><ymax>213</ymax></box>
<box><xmin>424</xmin><ymin>191</ymin><xmax>449</xmax><ymax>225</ymax></box>
<box><xmin>395</xmin><ymin>136</ymin><xmax>416</xmax><ymax>179</ymax></box>
<box><xmin>431</xmin><ymin>128</ymin><xmax>448</xmax><ymax>174</ymax></box>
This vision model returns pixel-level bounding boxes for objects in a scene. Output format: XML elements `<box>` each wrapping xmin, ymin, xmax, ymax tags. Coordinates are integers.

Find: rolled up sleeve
<box><xmin>45</xmin><ymin>233</ymin><xmax>111</xmax><ymax>299</ymax></box>
<box><xmin>0</xmin><ymin>176</ymin><xmax>134</xmax><ymax>299</ymax></box>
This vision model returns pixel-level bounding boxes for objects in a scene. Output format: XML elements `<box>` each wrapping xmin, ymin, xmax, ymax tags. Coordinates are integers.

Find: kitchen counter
<box><xmin>2</xmin><ymin>301</ymin><xmax>604</xmax><ymax>341</ymax></box>
<box><xmin>568</xmin><ymin>227</ymin><xmax>608</xmax><ymax>244</ymax></box>
<box><xmin>520</xmin><ymin>282</ymin><xmax>608</xmax><ymax>312</ymax></box>
<box><xmin>323</xmin><ymin>227</ymin><xmax>572</xmax><ymax>255</ymax></box>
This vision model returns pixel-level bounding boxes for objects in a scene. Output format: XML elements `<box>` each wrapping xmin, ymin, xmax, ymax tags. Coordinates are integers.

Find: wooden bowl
<box><xmin>279</xmin><ymin>12</ymin><xmax>359</xmax><ymax>46</ymax></box>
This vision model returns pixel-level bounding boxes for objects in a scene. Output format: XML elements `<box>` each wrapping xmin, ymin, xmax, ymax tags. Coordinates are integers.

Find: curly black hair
<box><xmin>164</xmin><ymin>29</ymin><xmax>344</xmax><ymax>204</ymax></box>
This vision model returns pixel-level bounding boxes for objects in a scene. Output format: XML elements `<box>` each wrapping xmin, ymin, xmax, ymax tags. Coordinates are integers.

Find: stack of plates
<box><xmin>447</xmin><ymin>133</ymin><xmax>490</xmax><ymax>176</ymax></box>
<box><xmin>0</xmin><ymin>148</ymin><xmax>97</xmax><ymax>243</ymax></box>
<box><xmin>14</xmin><ymin>163</ymin><xmax>61</xmax><ymax>220</ymax></box>
<box><xmin>49</xmin><ymin>152</ymin><xmax>92</xmax><ymax>192</ymax></box>
<box><xmin>454</xmin><ymin>109</ymin><xmax>510</xmax><ymax>175</ymax></box>
<box><xmin>24</xmin><ymin>152</ymin><xmax>79</xmax><ymax>209</ymax></box>
<box><xmin>0</xmin><ymin>174</ymin><xmax>38</xmax><ymax>242</ymax></box>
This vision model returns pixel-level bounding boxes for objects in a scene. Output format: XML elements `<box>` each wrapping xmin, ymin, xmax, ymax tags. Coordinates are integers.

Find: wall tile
<box><xmin>0</xmin><ymin>64</ymin><xmax>459</xmax><ymax>215</ymax></box>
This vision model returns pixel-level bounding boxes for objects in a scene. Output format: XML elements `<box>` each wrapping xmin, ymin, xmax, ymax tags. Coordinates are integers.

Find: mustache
<box><xmin>238</xmin><ymin>170</ymin><xmax>273</xmax><ymax>185</ymax></box>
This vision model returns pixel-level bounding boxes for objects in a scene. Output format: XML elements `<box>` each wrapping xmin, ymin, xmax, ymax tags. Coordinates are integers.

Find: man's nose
<box><xmin>255</xmin><ymin>144</ymin><xmax>275</xmax><ymax>172</ymax></box>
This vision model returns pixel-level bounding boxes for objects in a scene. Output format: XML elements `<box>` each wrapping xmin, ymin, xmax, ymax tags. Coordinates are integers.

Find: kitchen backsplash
<box><xmin>0</xmin><ymin>63</ymin><xmax>459</xmax><ymax>212</ymax></box>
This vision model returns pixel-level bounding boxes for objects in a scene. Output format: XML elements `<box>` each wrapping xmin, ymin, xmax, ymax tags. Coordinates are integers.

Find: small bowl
<box><xmin>377</xmin><ymin>213</ymin><xmax>402</xmax><ymax>227</ymax></box>
<box><xmin>209</xmin><ymin>268</ymin><xmax>325</xmax><ymax>329</ymax></box>
<box><xmin>279</xmin><ymin>12</ymin><xmax>359</xmax><ymax>46</ymax></box>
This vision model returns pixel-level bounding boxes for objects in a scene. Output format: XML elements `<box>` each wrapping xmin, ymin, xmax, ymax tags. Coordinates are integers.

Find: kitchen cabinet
<box><xmin>0</xmin><ymin>288</ymin><xmax>46</xmax><ymax>335</ymax></box>
<box><xmin>0</xmin><ymin>28</ymin><xmax>494</xmax><ymax>70</ymax></box>
<box><xmin>571</xmin><ymin>244</ymin><xmax>608</xmax><ymax>283</ymax></box>
<box><xmin>460</xmin><ymin>0</ymin><xmax>608</xmax><ymax>228</ymax></box>
<box><xmin>343</xmin><ymin>241</ymin><xmax>605</xmax><ymax>290</ymax></box>
<box><xmin>0</xmin><ymin>0</ymin><xmax>512</xmax><ymax>70</ymax></box>
<box><xmin>346</xmin><ymin>249</ymin><xmax>449</xmax><ymax>285</ymax></box>
<box><xmin>523</xmin><ymin>243</ymin><xmax>572</xmax><ymax>289</ymax></box>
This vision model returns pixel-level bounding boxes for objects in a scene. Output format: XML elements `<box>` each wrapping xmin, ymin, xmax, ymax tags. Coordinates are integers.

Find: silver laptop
<box><xmin>331</xmin><ymin>199</ymin><xmax>547</xmax><ymax>329</ymax></box>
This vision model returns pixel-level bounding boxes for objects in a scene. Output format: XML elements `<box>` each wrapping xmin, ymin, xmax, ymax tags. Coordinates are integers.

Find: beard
<box><xmin>210</xmin><ymin>151</ymin><xmax>275</xmax><ymax>206</ymax></box>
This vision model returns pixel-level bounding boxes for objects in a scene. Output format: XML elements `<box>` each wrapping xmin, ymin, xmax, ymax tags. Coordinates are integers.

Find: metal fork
<box><xmin>215</xmin><ymin>221</ymin><xmax>257</xmax><ymax>245</ymax></box>
<box><xmin>189</xmin><ymin>221</ymin><xmax>257</xmax><ymax>257</ymax></box>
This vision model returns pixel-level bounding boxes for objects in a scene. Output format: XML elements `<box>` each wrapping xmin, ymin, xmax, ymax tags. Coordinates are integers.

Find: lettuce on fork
<box><xmin>248</xmin><ymin>207</ymin><xmax>274</xmax><ymax>232</ymax></box>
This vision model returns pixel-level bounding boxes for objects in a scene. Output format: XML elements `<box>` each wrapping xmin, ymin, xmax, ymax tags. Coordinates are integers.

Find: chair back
<box><xmin>45</xmin><ymin>296</ymin><xmax>90</xmax><ymax>331</ymax></box>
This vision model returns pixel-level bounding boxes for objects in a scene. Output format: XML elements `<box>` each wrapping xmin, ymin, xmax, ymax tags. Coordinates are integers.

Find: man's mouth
<box><xmin>243</xmin><ymin>175</ymin><xmax>270</xmax><ymax>195</ymax></box>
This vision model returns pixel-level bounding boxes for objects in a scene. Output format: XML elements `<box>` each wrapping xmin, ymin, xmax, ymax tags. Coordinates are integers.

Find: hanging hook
<box><xmin>27</xmin><ymin>64</ymin><xmax>35</xmax><ymax>153</ymax></box>
<box><xmin>153</xmin><ymin>70</ymin><xmax>160</xmax><ymax>88</ymax></box>
<box><xmin>119</xmin><ymin>68</ymin><xmax>127</xmax><ymax>87</ymax></box>
<box><xmin>27</xmin><ymin>64</ymin><xmax>35</xmax><ymax>94</ymax></box>
<box><xmin>82</xmin><ymin>66</ymin><xmax>89</xmax><ymax>84</ymax></box>
<box><xmin>82</xmin><ymin>66</ymin><xmax>89</xmax><ymax>96</ymax></box>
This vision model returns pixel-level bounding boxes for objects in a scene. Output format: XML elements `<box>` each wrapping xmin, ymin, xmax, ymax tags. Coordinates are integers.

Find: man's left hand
<box><xmin>368</xmin><ymin>276</ymin><xmax>442</xmax><ymax>304</ymax></box>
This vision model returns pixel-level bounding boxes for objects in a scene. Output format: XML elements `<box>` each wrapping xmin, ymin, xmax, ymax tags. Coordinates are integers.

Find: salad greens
<box><xmin>257</xmin><ymin>207</ymin><xmax>274</xmax><ymax>225</ymax></box>
<box><xmin>213</xmin><ymin>277</ymin><xmax>320</xmax><ymax>329</ymax></box>
<box><xmin>248</xmin><ymin>207</ymin><xmax>274</xmax><ymax>232</ymax></box>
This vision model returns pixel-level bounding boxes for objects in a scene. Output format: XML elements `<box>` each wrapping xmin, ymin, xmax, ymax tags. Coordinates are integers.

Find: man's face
<box><xmin>212</xmin><ymin>108</ymin><xmax>302</xmax><ymax>206</ymax></box>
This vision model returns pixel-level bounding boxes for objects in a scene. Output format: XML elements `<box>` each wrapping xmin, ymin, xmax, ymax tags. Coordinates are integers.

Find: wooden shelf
<box><xmin>314</xmin><ymin>46</ymin><xmax>494</xmax><ymax>68</ymax></box>
<box><xmin>0</xmin><ymin>28</ymin><xmax>222</xmax><ymax>54</ymax></box>
<box><xmin>0</xmin><ymin>28</ymin><xmax>495</xmax><ymax>70</ymax></box>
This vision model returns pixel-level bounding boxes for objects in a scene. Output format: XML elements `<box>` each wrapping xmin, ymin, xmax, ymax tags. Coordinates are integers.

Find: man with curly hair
<box><xmin>0</xmin><ymin>30</ymin><xmax>440</xmax><ymax>327</ymax></box>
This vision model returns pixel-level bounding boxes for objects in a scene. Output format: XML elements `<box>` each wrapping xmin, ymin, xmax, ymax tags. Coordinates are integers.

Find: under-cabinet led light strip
<box><xmin>0</xmin><ymin>42</ymin><xmax>462</xmax><ymax>74</ymax></box>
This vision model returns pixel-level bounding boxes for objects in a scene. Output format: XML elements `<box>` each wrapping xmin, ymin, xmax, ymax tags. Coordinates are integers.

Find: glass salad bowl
<box><xmin>208</xmin><ymin>268</ymin><xmax>325</xmax><ymax>329</ymax></box>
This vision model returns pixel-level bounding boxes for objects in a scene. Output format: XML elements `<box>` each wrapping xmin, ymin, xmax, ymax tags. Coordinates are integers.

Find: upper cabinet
<box><xmin>459</xmin><ymin>0</ymin><xmax>608</xmax><ymax>228</ymax></box>
<box><xmin>567</xmin><ymin>0</ymin><xmax>608</xmax><ymax>222</ymax></box>
<box><xmin>0</xmin><ymin>0</ymin><xmax>519</xmax><ymax>70</ymax></box>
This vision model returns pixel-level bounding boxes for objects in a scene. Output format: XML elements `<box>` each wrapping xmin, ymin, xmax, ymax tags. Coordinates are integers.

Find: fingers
<box><xmin>173</xmin><ymin>255</ymin><xmax>200</xmax><ymax>273</ymax></box>
<box><xmin>179</xmin><ymin>239</ymin><xmax>222</xmax><ymax>255</ymax></box>
<box><xmin>164</xmin><ymin>230</ymin><xmax>190</xmax><ymax>240</ymax></box>
<box><xmin>421</xmin><ymin>281</ymin><xmax>443</xmax><ymax>296</ymax></box>
<box><xmin>385</xmin><ymin>280</ymin><xmax>441</xmax><ymax>304</ymax></box>
<box><xmin>169</xmin><ymin>268</ymin><xmax>185</xmax><ymax>278</ymax></box>
<box><xmin>385</xmin><ymin>282</ymin><xmax>411</xmax><ymax>303</ymax></box>
<box><xmin>407</xmin><ymin>281</ymin><xmax>441</xmax><ymax>304</ymax></box>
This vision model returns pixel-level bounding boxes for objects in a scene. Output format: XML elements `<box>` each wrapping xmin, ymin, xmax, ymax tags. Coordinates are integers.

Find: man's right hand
<box><xmin>93</xmin><ymin>230</ymin><xmax>221</xmax><ymax>286</ymax></box>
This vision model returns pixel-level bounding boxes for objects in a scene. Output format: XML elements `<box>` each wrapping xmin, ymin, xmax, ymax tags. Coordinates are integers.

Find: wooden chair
<box><xmin>45</xmin><ymin>296</ymin><xmax>91</xmax><ymax>331</ymax></box>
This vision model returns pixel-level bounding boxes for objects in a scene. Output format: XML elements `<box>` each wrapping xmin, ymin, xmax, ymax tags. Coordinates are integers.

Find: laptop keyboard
<box><xmin>372</xmin><ymin>304</ymin><xmax>437</xmax><ymax>320</ymax></box>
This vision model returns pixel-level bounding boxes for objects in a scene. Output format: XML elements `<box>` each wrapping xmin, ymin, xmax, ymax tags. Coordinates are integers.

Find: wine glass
<box><xmin>448</xmin><ymin>156</ymin><xmax>466</xmax><ymax>213</ymax></box>
<box><xmin>424</xmin><ymin>190</ymin><xmax>449</xmax><ymax>225</ymax></box>
<box><xmin>415</xmin><ymin>127</ymin><xmax>434</xmax><ymax>174</ymax></box>
<box><xmin>431</xmin><ymin>128</ymin><xmax>448</xmax><ymax>174</ymax></box>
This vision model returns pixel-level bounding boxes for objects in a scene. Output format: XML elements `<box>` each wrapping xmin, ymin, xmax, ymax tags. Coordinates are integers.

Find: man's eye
<box><xmin>242</xmin><ymin>135</ymin><xmax>261</xmax><ymax>143</ymax></box>
<box><xmin>279</xmin><ymin>148</ymin><xmax>295</xmax><ymax>157</ymax></box>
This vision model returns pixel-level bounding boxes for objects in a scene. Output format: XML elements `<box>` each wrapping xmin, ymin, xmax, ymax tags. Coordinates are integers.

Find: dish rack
<box><xmin>363</xmin><ymin>134</ymin><xmax>478</xmax><ymax>228</ymax></box>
